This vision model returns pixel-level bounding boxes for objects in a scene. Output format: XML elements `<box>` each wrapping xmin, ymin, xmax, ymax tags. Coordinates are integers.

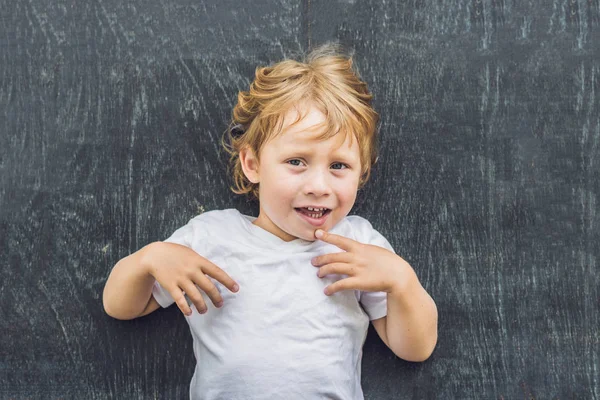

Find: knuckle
<box><xmin>197</xmin><ymin>263</ymin><xmax>209</xmax><ymax>274</ymax></box>
<box><xmin>175</xmin><ymin>276</ymin><xmax>189</xmax><ymax>286</ymax></box>
<box><xmin>193</xmin><ymin>294</ymin><xmax>206</xmax><ymax>305</ymax></box>
<box><xmin>172</xmin><ymin>290</ymin><xmax>186</xmax><ymax>303</ymax></box>
<box><xmin>191</xmin><ymin>296</ymin><xmax>207</xmax><ymax>311</ymax></box>
<box><xmin>191</xmin><ymin>273</ymin><xmax>208</xmax><ymax>287</ymax></box>
<box><xmin>186</xmin><ymin>291</ymin><xmax>203</xmax><ymax>304</ymax></box>
<box><xmin>176</xmin><ymin>299</ymin><xmax>189</xmax><ymax>312</ymax></box>
<box><xmin>209</xmin><ymin>285</ymin><xmax>221</xmax><ymax>296</ymax></box>
<box><xmin>207</xmin><ymin>287</ymin><xmax>222</xmax><ymax>301</ymax></box>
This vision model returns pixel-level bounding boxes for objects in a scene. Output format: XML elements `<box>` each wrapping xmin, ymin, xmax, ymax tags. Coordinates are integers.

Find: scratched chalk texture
<box><xmin>0</xmin><ymin>0</ymin><xmax>598</xmax><ymax>399</ymax></box>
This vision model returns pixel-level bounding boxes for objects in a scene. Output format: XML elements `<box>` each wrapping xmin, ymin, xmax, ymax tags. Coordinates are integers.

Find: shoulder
<box><xmin>344</xmin><ymin>215</ymin><xmax>375</xmax><ymax>230</ymax></box>
<box><xmin>180</xmin><ymin>209</ymin><xmax>245</xmax><ymax>239</ymax></box>
<box><xmin>188</xmin><ymin>208</ymin><xmax>242</xmax><ymax>224</ymax></box>
<box><xmin>335</xmin><ymin>215</ymin><xmax>376</xmax><ymax>242</ymax></box>
<box><xmin>336</xmin><ymin>215</ymin><xmax>395</xmax><ymax>252</ymax></box>
<box><xmin>165</xmin><ymin>208</ymin><xmax>246</xmax><ymax>248</ymax></box>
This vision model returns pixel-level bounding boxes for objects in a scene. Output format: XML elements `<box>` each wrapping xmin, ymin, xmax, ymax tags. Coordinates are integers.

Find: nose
<box><xmin>303</xmin><ymin>168</ymin><xmax>332</xmax><ymax>197</ymax></box>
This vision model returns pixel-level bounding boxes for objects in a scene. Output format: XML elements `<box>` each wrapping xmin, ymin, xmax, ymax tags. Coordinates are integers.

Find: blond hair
<box><xmin>222</xmin><ymin>42</ymin><xmax>379</xmax><ymax>199</ymax></box>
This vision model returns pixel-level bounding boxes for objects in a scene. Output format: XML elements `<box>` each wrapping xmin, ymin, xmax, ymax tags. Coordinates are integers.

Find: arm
<box><xmin>310</xmin><ymin>229</ymin><xmax>438</xmax><ymax>362</ymax></box>
<box><xmin>103</xmin><ymin>242</ymin><xmax>161</xmax><ymax>320</ymax></box>
<box><xmin>103</xmin><ymin>241</ymin><xmax>240</xmax><ymax>320</ymax></box>
<box><xmin>372</xmin><ymin>263</ymin><xmax>438</xmax><ymax>362</ymax></box>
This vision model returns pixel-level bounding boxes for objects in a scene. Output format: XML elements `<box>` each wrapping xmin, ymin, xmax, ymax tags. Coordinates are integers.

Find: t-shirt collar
<box><xmin>237</xmin><ymin>212</ymin><xmax>319</xmax><ymax>252</ymax></box>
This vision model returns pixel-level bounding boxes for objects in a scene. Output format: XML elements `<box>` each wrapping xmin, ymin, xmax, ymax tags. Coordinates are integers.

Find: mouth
<box><xmin>294</xmin><ymin>206</ymin><xmax>332</xmax><ymax>227</ymax></box>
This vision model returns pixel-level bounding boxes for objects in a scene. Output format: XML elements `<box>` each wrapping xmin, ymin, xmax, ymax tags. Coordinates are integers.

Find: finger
<box><xmin>190</xmin><ymin>271</ymin><xmax>224</xmax><ymax>308</ymax></box>
<box><xmin>311</xmin><ymin>251</ymin><xmax>353</xmax><ymax>267</ymax></box>
<box><xmin>180</xmin><ymin>281</ymin><xmax>209</xmax><ymax>314</ymax></box>
<box><xmin>314</xmin><ymin>229</ymin><xmax>357</xmax><ymax>252</ymax></box>
<box><xmin>324</xmin><ymin>277</ymin><xmax>361</xmax><ymax>296</ymax></box>
<box><xmin>198</xmin><ymin>259</ymin><xmax>240</xmax><ymax>293</ymax></box>
<box><xmin>317</xmin><ymin>262</ymin><xmax>353</xmax><ymax>278</ymax></box>
<box><xmin>169</xmin><ymin>286</ymin><xmax>193</xmax><ymax>316</ymax></box>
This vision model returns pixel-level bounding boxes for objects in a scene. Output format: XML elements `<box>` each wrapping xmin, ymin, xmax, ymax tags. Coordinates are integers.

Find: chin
<box><xmin>301</xmin><ymin>233</ymin><xmax>318</xmax><ymax>242</ymax></box>
<box><xmin>293</xmin><ymin>225</ymin><xmax>323</xmax><ymax>242</ymax></box>
<box><xmin>284</xmin><ymin>229</ymin><xmax>313</xmax><ymax>242</ymax></box>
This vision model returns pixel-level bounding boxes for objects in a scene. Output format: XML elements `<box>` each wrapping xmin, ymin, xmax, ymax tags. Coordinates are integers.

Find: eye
<box><xmin>331</xmin><ymin>162</ymin><xmax>349</xmax><ymax>170</ymax></box>
<box><xmin>287</xmin><ymin>159</ymin><xmax>305</xmax><ymax>167</ymax></box>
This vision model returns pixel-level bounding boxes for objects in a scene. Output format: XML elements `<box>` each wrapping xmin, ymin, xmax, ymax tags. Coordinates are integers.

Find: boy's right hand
<box><xmin>142</xmin><ymin>242</ymin><xmax>239</xmax><ymax>316</ymax></box>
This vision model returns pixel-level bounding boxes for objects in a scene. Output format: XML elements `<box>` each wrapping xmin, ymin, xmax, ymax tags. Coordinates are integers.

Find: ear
<box><xmin>239</xmin><ymin>146</ymin><xmax>260</xmax><ymax>184</ymax></box>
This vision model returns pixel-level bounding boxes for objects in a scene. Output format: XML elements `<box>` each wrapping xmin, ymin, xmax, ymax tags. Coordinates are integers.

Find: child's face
<box><xmin>250</xmin><ymin>104</ymin><xmax>362</xmax><ymax>242</ymax></box>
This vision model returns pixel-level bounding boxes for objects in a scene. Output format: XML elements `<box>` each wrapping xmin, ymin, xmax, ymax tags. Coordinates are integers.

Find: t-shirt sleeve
<box><xmin>151</xmin><ymin>218</ymin><xmax>196</xmax><ymax>308</ymax></box>
<box><xmin>350</xmin><ymin>217</ymin><xmax>396</xmax><ymax>321</ymax></box>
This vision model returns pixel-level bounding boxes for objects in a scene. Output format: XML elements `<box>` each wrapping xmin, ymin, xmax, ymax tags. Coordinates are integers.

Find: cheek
<box><xmin>270</xmin><ymin>170</ymin><xmax>301</xmax><ymax>192</ymax></box>
<box><xmin>341</xmin><ymin>189</ymin><xmax>358</xmax><ymax>206</ymax></box>
<box><xmin>260</xmin><ymin>171</ymin><xmax>297</xmax><ymax>203</ymax></box>
<box><xmin>335</xmin><ymin>178</ymin><xmax>359</xmax><ymax>204</ymax></box>
<box><xmin>272</xmin><ymin>179</ymin><xmax>297</xmax><ymax>198</ymax></box>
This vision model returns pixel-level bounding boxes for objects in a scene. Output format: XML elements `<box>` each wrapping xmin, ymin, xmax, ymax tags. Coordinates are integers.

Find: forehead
<box><xmin>270</xmin><ymin>103</ymin><xmax>358</xmax><ymax>152</ymax></box>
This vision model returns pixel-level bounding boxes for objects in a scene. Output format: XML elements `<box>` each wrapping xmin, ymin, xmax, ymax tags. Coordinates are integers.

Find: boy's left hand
<box><xmin>311</xmin><ymin>229</ymin><xmax>415</xmax><ymax>296</ymax></box>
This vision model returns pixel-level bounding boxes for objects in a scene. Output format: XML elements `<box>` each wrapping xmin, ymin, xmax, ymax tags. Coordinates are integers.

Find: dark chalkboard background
<box><xmin>1</xmin><ymin>1</ymin><xmax>599</xmax><ymax>399</ymax></box>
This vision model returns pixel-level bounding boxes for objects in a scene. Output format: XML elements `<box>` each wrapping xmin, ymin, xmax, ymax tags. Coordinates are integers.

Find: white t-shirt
<box><xmin>152</xmin><ymin>209</ymin><xmax>395</xmax><ymax>400</ymax></box>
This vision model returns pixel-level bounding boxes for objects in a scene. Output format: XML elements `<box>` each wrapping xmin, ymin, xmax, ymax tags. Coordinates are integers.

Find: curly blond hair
<box><xmin>222</xmin><ymin>42</ymin><xmax>379</xmax><ymax>199</ymax></box>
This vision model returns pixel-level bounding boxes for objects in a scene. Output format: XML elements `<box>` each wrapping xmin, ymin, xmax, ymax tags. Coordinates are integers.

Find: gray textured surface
<box><xmin>1</xmin><ymin>0</ymin><xmax>599</xmax><ymax>399</ymax></box>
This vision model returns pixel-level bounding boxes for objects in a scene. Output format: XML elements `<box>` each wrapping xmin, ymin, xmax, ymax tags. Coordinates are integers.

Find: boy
<box><xmin>103</xmin><ymin>43</ymin><xmax>437</xmax><ymax>399</ymax></box>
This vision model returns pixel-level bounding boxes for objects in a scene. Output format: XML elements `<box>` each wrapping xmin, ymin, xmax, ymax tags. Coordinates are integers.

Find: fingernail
<box><xmin>200</xmin><ymin>308</ymin><xmax>207</xmax><ymax>314</ymax></box>
<box><xmin>216</xmin><ymin>301</ymin><xmax>223</xmax><ymax>308</ymax></box>
<box><xmin>315</xmin><ymin>230</ymin><xmax>324</xmax><ymax>239</ymax></box>
<box><xmin>311</xmin><ymin>258</ymin><xmax>317</xmax><ymax>265</ymax></box>
<box><xmin>233</xmin><ymin>284</ymin><xmax>239</xmax><ymax>292</ymax></box>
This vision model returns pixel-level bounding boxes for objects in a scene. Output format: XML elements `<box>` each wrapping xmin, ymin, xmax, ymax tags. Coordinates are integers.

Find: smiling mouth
<box><xmin>295</xmin><ymin>207</ymin><xmax>331</xmax><ymax>219</ymax></box>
